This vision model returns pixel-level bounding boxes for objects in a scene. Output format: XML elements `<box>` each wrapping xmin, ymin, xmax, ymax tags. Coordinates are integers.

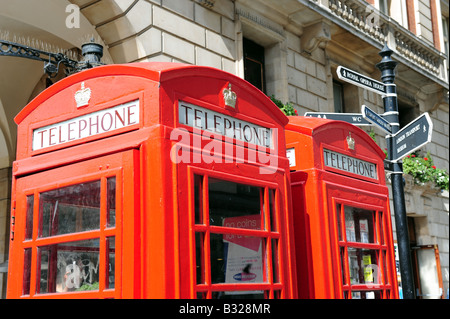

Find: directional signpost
<box><xmin>302</xmin><ymin>54</ymin><xmax>433</xmax><ymax>299</ymax></box>
<box><xmin>305</xmin><ymin>66</ymin><xmax>389</xmax><ymax>127</ymax></box>
<box><xmin>361</xmin><ymin>105</ymin><xmax>392</xmax><ymax>134</ymax></box>
<box><xmin>304</xmin><ymin>112</ymin><xmax>371</xmax><ymax>125</ymax></box>
<box><xmin>331</xmin><ymin>46</ymin><xmax>435</xmax><ymax>299</ymax></box>
<box><xmin>391</xmin><ymin>113</ymin><xmax>433</xmax><ymax>162</ymax></box>
<box><xmin>337</xmin><ymin>66</ymin><xmax>386</xmax><ymax>95</ymax></box>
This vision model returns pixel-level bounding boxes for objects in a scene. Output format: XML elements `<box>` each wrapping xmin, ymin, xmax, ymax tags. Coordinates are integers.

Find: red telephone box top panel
<box><xmin>15</xmin><ymin>62</ymin><xmax>287</xmax><ymax>161</ymax></box>
<box><xmin>285</xmin><ymin>116</ymin><xmax>386</xmax><ymax>184</ymax></box>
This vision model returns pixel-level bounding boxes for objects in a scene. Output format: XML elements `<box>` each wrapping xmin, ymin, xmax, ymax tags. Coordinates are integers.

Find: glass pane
<box><xmin>194</xmin><ymin>175</ymin><xmax>204</xmax><ymax>225</ymax></box>
<box><xmin>25</xmin><ymin>195</ymin><xmax>34</xmax><ymax>240</ymax></box>
<box><xmin>343</xmin><ymin>206</ymin><xmax>375</xmax><ymax>243</ymax></box>
<box><xmin>210</xmin><ymin>233</ymin><xmax>226</xmax><ymax>284</ymax></box>
<box><xmin>196</xmin><ymin>232</ymin><xmax>205</xmax><ymax>285</ymax></box>
<box><xmin>37</xmin><ymin>239</ymin><xmax>100</xmax><ymax>294</ymax></box>
<box><xmin>208</xmin><ymin>178</ymin><xmax>263</xmax><ymax>229</ymax></box>
<box><xmin>269</xmin><ymin>189</ymin><xmax>277</xmax><ymax>232</ymax></box>
<box><xmin>340</xmin><ymin>247</ymin><xmax>347</xmax><ymax>285</ymax></box>
<box><xmin>106</xmin><ymin>237</ymin><xmax>115</xmax><ymax>289</ymax></box>
<box><xmin>347</xmin><ymin>248</ymin><xmax>379</xmax><ymax>285</ymax></box>
<box><xmin>333</xmin><ymin>81</ymin><xmax>344</xmax><ymax>113</ymax></box>
<box><xmin>244</xmin><ymin>38</ymin><xmax>265</xmax><ymax>92</ymax></box>
<box><xmin>106</xmin><ymin>177</ymin><xmax>116</xmax><ymax>228</ymax></box>
<box><xmin>37</xmin><ymin>247</ymin><xmax>50</xmax><ymax>293</ymax></box>
<box><xmin>23</xmin><ymin>248</ymin><xmax>32</xmax><ymax>295</ymax></box>
<box><xmin>211</xmin><ymin>233</ymin><xmax>265</xmax><ymax>285</ymax></box>
<box><xmin>39</xmin><ymin>181</ymin><xmax>101</xmax><ymax>237</ymax></box>
<box><xmin>379</xmin><ymin>211</ymin><xmax>385</xmax><ymax>245</ymax></box>
<box><xmin>244</xmin><ymin>59</ymin><xmax>264</xmax><ymax>92</ymax></box>
<box><xmin>382</xmin><ymin>250</ymin><xmax>389</xmax><ymax>285</ymax></box>
<box><xmin>271</xmin><ymin>239</ymin><xmax>280</xmax><ymax>283</ymax></box>
<box><xmin>336</xmin><ymin>203</ymin><xmax>342</xmax><ymax>241</ymax></box>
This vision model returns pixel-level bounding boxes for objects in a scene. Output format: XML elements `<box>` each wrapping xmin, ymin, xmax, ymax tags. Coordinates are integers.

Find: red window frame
<box><xmin>10</xmin><ymin>151</ymin><xmax>137</xmax><ymax>299</ymax></box>
<box><xmin>186</xmin><ymin>167</ymin><xmax>286</xmax><ymax>299</ymax></box>
<box><xmin>328</xmin><ymin>191</ymin><xmax>397</xmax><ymax>299</ymax></box>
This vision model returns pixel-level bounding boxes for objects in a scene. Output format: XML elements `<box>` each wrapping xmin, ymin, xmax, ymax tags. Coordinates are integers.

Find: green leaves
<box><xmin>403</xmin><ymin>152</ymin><xmax>449</xmax><ymax>191</ymax></box>
<box><xmin>270</xmin><ymin>96</ymin><xmax>298</xmax><ymax>116</ymax></box>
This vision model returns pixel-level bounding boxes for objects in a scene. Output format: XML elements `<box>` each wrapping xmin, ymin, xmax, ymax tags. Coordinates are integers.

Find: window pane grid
<box><xmin>38</xmin><ymin>180</ymin><xmax>101</xmax><ymax>238</ymax></box>
<box><xmin>25</xmin><ymin>195</ymin><xmax>34</xmax><ymax>240</ymax></box>
<box><xmin>22</xmin><ymin>248</ymin><xmax>32</xmax><ymax>295</ymax></box>
<box><xmin>21</xmin><ymin>175</ymin><xmax>118</xmax><ymax>297</ymax></box>
<box><xmin>336</xmin><ymin>203</ymin><xmax>393</xmax><ymax>299</ymax></box>
<box><xmin>193</xmin><ymin>174</ymin><xmax>281</xmax><ymax>299</ymax></box>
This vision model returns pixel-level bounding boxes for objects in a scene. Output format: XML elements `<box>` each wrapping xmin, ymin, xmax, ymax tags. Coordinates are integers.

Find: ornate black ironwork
<box><xmin>77</xmin><ymin>40</ymin><xmax>104</xmax><ymax>70</ymax></box>
<box><xmin>0</xmin><ymin>37</ymin><xmax>105</xmax><ymax>82</ymax></box>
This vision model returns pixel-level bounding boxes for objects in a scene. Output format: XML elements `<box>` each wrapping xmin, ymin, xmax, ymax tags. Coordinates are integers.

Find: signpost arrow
<box><xmin>391</xmin><ymin>112</ymin><xmax>433</xmax><ymax>162</ymax></box>
<box><xmin>361</xmin><ymin>105</ymin><xmax>392</xmax><ymax>134</ymax></box>
<box><xmin>337</xmin><ymin>66</ymin><xmax>386</xmax><ymax>96</ymax></box>
<box><xmin>304</xmin><ymin>112</ymin><xmax>371</xmax><ymax>126</ymax></box>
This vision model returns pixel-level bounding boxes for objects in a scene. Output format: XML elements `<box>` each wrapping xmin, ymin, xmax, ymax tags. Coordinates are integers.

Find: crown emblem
<box><xmin>223</xmin><ymin>83</ymin><xmax>237</xmax><ymax>108</ymax></box>
<box><xmin>346</xmin><ymin>132</ymin><xmax>355</xmax><ymax>150</ymax></box>
<box><xmin>75</xmin><ymin>82</ymin><xmax>91</xmax><ymax>108</ymax></box>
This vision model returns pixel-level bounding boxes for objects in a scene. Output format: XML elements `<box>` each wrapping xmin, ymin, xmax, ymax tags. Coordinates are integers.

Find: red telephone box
<box><xmin>286</xmin><ymin>116</ymin><xmax>399</xmax><ymax>299</ymax></box>
<box><xmin>7</xmin><ymin>62</ymin><xmax>297</xmax><ymax>299</ymax></box>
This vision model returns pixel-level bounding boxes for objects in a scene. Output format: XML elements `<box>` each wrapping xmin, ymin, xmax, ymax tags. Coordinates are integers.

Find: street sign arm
<box><xmin>303</xmin><ymin>112</ymin><xmax>371</xmax><ymax>125</ymax></box>
<box><xmin>390</xmin><ymin>112</ymin><xmax>433</xmax><ymax>162</ymax></box>
<box><xmin>361</xmin><ymin>105</ymin><xmax>392</xmax><ymax>134</ymax></box>
<box><xmin>337</xmin><ymin>66</ymin><xmax>386</xmax><ymax>96</ymax></box>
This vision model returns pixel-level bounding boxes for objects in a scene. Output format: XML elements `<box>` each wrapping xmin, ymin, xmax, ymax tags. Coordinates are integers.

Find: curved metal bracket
<box><xmin>0</xmin><ymin>39</ymin><xmax>78</xmax><ymax>78</ymax></box>
<box><xmin>0</xmin><ymin>38</ymin><xmax>105</xmax><ymax>84</ymax></box>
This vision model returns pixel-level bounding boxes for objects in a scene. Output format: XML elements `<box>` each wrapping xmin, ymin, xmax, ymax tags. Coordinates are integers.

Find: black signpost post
<box><xmin>377</xmin><ymin>44</ymin><xmax>416</xmax><ymax>299</ymax></box>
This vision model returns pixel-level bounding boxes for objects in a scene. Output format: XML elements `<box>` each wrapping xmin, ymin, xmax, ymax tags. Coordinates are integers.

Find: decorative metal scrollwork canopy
<box><xmin>0</xmin><ymin>36</ymin><xmax>105</xmax><ymax>85</ymax></box>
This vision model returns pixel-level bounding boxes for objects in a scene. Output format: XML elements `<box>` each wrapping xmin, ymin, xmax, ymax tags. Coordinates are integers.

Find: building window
<box><xmin>378</xmin><ymin>0</ymin><xmax>390</xmax><ymax>15</ymax></box>
<box><xmin>333</xmin><ymin>81</ymin><xmax>345</xmax><ymax>113</ymax></box>
<box><xmin>442</xmin><ymin>16</ymin><xmax>449</xmax><ymax>80</ymax></box>
<box><xmin>443</xmin><ymin>17</ymin><xmax>449</xmax><ymax>56</ymax></box>
<box><xmin>243</xmin><ymin>38</ymin><xmax>266</xmax><ymax>93</ymax></box>
<box><xmin>398</xmin><ymin>102</ymin><xmax>418</xmax><ymax>129</ymax></box>
<box><xmin>379</xmin><ymin>0</ymin><xmax>409</xmax><ymax>29</ymax></box>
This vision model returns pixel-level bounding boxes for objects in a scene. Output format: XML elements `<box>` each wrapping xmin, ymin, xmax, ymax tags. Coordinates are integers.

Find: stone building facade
<box><xmin>0</xmin><ymin>0</ymin><xmax>448</xmax><ymax>298</ymax></box>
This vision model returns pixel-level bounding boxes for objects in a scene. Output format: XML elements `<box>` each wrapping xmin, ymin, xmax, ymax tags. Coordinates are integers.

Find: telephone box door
<box><xmin>178</xmin><ymin>164</ymin><xmax>292</xmax><ymax>299</ymax></box>
<box><xmin>8</xmin><ymin>150</ymin><xmax>139</xmax><ymax>299</ymax></box>
<box><xmin>325</xmin><ymin>183</ymin><xmax>397</xmax><ymax>299</ymax></box>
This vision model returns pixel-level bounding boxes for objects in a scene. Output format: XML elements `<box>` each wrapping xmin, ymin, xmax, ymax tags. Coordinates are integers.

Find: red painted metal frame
<box><xmin>9</xmin><ymin>151</ymin><xmax>138</xmax><ymax>298</ymax></box>
<box><xmin>286</xmin><ymin>116</ymin><xmax>399</xmax><ymax>299</ymax></box>
<box><xmin>326</xmin><ymin>182</ymin><xmax>398</xmax><ymax>299</ymax></box>
<box><xmin>8</xmin><ymin>62</ymin><xmax>296</xmax><ymax>299</ymax></box>
<box><xmin>179</xmin><ymin>166</ymin><xmax>291</xmax><ymax>298</ymax></box>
